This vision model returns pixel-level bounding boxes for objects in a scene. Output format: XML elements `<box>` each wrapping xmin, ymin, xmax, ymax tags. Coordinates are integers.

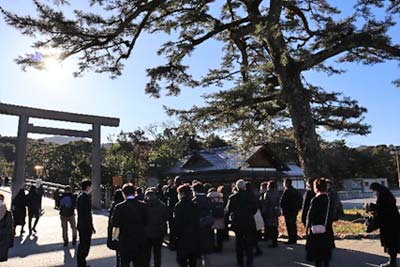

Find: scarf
<box><xmin>0</xmin><ymin>204</ymin><xmax>7</xmax><ymax>221</ymax></box>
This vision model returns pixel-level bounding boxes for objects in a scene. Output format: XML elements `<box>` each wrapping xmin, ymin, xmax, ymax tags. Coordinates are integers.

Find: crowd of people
<box><xmin>0</xmin><ymin>176</ymin><xmax>399</xmax><ymax>267</ymax></box>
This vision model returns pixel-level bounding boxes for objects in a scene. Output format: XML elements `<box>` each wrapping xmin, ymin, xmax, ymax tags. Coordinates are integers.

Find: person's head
<box><xmin>156</xmin><ymin>183</ymin><xmax>163</xmax><ymax>192</ymax></box>
<box><xmin>122</xmin><ymin>183</ymin><xmax>136</xmax><ymax>198</ymax></box>
<box><xmin>267</xmin><ymin>180</ymin><xmax>277</xmax><ymax>190</ymax></box>
<box><xmin>113</xmin><ymin>189</ymin><xmax>124</xmax><ymax>203</ymax></box>
<box><xmin>369</xmin><ymin>182</ymin><xmax>388</xmax><ymax>197</ymax></box>
<box><xmin>29</xmin><ymin>185</ymin><xmax>37</xmax><ymax>194</ymax></box>
<box><xmin>192</xmin><ymin>182</ymin><xmax>205</xmax><ymax>195</ymax></box>
<box><xmin>306</xmin><ymin>178</ymin><xmax>314</xmax><ymax>190</ymax></box>
<box><xmin>236</xmin><ymin>179</ymin><xmax>246</xmax><ymax>191</ymax></box>
<box><xmin>313</xmin><ymin>178</ymin><xmax>328</xmax><ymax>194</ymax></box>
<box><xmin>177</xmin><ymin>183</ymin><xmax>191</xmax><ymax>199</ymax></box>
<box><xmin>145</xmin><ymin>188</ymin><xmax>157</xmax><ymax>202</ymax></box>
<box><xmin>136</xmin><ymin>187</ymin><xmax>143</xmax><ymax>196</ymax></box>
<box><xmin>174</xmin><ymin>176</ymin><xmax>182</xmax><ymax>186</ymax></box>
<box><xmin>80</xmin><ymin>180</ymin><xmax>92</xmax><ymax>193</ymax></box>
<box><xmin>64</xmin><ymin>186</ymin><xmax>71</xmax><ymax>193</ymax></box>
<box><xmin>284</xmin><ymin>179</ymin><xmax>292</xmax><ymax>189</ymax></box>
<box><xmin>260</xmin><ymin>182</ymin><xmax>268</xmax><ymax>192</ymax></box>
<box><xmin>0</xmin><ymin>193</ymin><xmax>4</xmax><ymax>206</ymax></box>
<box><xmin>325</xmin><ymin>178</ymin><xmax>333</xmax><ymax>190</ymax></box>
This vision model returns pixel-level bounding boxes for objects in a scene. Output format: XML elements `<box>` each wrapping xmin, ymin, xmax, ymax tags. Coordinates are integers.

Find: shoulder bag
<box><xmin>311</xmin><ymin>195</ymin><xmax>330</xmax><ymax>234</ymax></box>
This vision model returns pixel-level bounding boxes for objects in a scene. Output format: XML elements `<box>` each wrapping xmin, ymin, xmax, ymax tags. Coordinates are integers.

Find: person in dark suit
<box><xmin>174</xmin><ymin>183</ymin><xmax>200</xmax><ymax>267</ymax></box>
<box><xmin>111</xmin><ymin>183</ymin><xmax>147</xmax><ymax>267</ymax></box>
<box><xmin>280</xmin><ymin>179</ymin><xmax>303</xmax><ymax>244</ymax></box>
<box><xmin>77</xmin><ymin>180</ymin><xmax>96</xmax><ymax>267</ymax></box>
<box><xmin>144</xmin><ymin>188</ymin><xmax>169</xmax><ymax>267</ymax></box>
<box><xmin>27</xmin><ymin>185</ymin><xmax>41</xmax><ymax>235</ymax></box>
<box><xmin>225</xmin><ymin>179</ymin><xmax>258</xmax><ymax>267</ymax></box>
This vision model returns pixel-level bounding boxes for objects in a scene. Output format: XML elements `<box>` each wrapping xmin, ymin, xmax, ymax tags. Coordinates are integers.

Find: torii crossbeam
<box><xmin>0</xmin><ymin>103</ymin><xmax>120</xmax><ymax>209</ymax></box>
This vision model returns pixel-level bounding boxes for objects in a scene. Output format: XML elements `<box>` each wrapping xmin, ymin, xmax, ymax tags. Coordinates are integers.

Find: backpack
<box><xmin>60</xmin><ymin>195</ymin><xmax>72</xmax><ymax>209</ymax></box>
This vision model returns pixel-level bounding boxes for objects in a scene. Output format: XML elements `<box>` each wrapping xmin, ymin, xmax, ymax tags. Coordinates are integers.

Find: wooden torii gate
<box><xmin>0</xmin><ymin>103</ymin><xmax>120</xmax><ymax>209</ymax></box>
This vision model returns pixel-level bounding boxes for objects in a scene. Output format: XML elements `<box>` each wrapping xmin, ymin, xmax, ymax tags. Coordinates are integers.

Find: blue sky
<box><xmin>0</xmin><ymin>1</ymin><xmax>399</xmax><ymax>147</ymax></box>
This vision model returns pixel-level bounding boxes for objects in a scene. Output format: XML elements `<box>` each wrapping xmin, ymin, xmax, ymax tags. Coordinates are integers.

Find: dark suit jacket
<box><xmin>112</xmin><ymin>198</ymin><xmax>147</xmax><ymax>255</ymax></box>
<box><xmin>225</xmin><ymin>190</ymin><xmax>257</xmax><ymax>232</ymax></box>
<box><xmin>77</xmin><ymin>192</ymin><xmax>93</xmax><ymax>232</ymax></box>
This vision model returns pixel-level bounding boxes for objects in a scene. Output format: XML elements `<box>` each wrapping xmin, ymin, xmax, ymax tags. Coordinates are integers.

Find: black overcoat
<box><xmin>305</xmin><ymin>194</ymin><xmax>334</xmax><ymax>262</ymax></box>
<box><xmin>173</xmin><ymin>196</ymin><xmax>200</xmax><ymax>259</ymax></box>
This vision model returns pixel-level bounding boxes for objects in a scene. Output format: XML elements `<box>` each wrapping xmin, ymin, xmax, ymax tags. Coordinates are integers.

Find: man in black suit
<box><xmin>226</xmin><ymin>179</ymin><xmax>258</xmax><ymax>267</ymax></box>
<box><xmin>111</xmin><ymin>183</ymin><xmax>147</xmax><ymax>267</ymax></box>
<box><xmin>77</xmin><ymin>180</ymin><xmax>96</xmax><ymax>267</ymax></box>
<box><xmin>280</xmin><ymin>179</ymin><xmax>303</xmax><ymax>244</ymax></box>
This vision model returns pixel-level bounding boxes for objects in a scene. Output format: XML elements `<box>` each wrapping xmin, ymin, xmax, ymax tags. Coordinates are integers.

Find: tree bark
<box><xmin>280</xmin><ymin>74</ymin><xmax>322</xmax><ymax>179</ymax></box>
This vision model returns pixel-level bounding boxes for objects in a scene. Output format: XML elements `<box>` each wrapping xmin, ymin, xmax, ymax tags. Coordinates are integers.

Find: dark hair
<box><xmin>192</xmin><ymin>182</ymin><xmax>205</xmax><ymax>194</ymax></box>
<box><xmin>136</xmin><ymin>187</ymin><xmax>143</xmax><ymax>195</ymax></box>
<box><xmin>370</xmin><ymin>182</ymin><xmax>387</xmax><ymax>193</ymax></box>
<box><xmin>0</xmin><ymin>193</ymin><xmax>4</xmax><ymax>201</ymax></box>
<box><xmin>314</xmin><ymin>178</ymin><xmax>327</xmax><ymax>192</ymax></box>
<box><xmin>64</xmin><ymin>186</ymin><xmax>71</xmax><ymax>192</ymax></box>
<box><xmin>177</xmin><ymin>183</ymin><xmax>191</xmax><ymax>197</ymax></box>
<box><xmin>113</xmin><ymin>189</ymin><xmax>124</xmax><ymax>203</ymax></box>
<box><xmin>174</xmin><ymin>176</ymin><xmax>182</xmax><ymax>185</ymax></box>
<box><xmin>267</xmin><ymin>180</ymin><xmax>277</xmax><ymax>190</ymax></box>
<box><xmin>122</xmin><ymin>183</ymin><xmax>136</xmax><ymax>196</ymax></box>
<box><xmin>29</xmin><ymin>185</ymin><xmax>36</xmax><ymax>194</ymax></box>
<box><xmin>284</xmin><ymin>179</ymin><xmax>292</xmax><ymax>186</ymax></box>
<box><xmin>80</xmin><ymin>180</ymin><xmax>92</xmax><ymax>191</ymax></box>
<box><xmin>260</xmin><ymin>181</ymin><xmax>268</xmax><ymax>189</ymax></box>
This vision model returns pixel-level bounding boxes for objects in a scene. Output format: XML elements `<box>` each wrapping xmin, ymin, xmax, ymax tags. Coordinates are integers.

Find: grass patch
<box><xmin>277</xmin><ymin>209</ymin><xmax>376</xmax><ymax>238</ymax></box>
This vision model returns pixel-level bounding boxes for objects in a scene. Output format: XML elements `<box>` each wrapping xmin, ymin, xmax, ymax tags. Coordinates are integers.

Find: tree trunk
<box><xmin>280</xmin><ymin>75</ymin><xmax>322</xmax><ymax>179</ymax></box>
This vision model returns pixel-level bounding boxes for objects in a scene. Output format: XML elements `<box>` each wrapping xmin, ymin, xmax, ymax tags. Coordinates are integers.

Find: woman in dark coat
<box><xmin>305</xmin><ymin>178</ymin><xmax>334</xmax><ymax>267</ymax></box>
<box><xmin>0</xmin><ymin>193</ymin><xmax>14</xmax><ymax>262</ymax></box>
<box><xmin>174</xmin><ymin>184</ymin><xmax>200</xmax><ymax>267</ymax></box>
<box><xmin>107</xmin><ymin>189</ymin><xmax>124</xmax><ymax>267</ymax></box>
<box><xmin>368</xmin><ymin>182</ymin><xmax>400</xmax><ymax>267</ymax></box>
<box><xmin>26</xmin><ymin>186</ymin><xmax>41</xmax><ymax>235</ymax></box>
<box><xmin>11</xmin><ymin>188</ymin><xmax>26</xmax><ymax>235</ymax></box>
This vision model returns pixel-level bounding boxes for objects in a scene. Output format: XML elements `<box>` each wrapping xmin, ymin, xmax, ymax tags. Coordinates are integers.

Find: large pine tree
<box><xmin>2</xmin><ymin>0</ymin><xmax>400</xmax><ymax>178</ymax></box>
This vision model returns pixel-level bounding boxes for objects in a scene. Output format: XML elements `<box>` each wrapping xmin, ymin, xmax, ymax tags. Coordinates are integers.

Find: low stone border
<box><xmin>279</xmin><ymin>233</ymin><xmax>380</xmax><ymax>241</ymax></box>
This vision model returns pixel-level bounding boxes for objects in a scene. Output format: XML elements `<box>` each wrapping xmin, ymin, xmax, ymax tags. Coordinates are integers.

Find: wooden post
<box><xmin>12</xmin><ymin>115</ymin><xmax>29</xmax><ymax>199</ymax></box>
<box><xmin>91</xmin><ymin>123</ymin><xmax>101</xmax><ymax>209</ymax></box>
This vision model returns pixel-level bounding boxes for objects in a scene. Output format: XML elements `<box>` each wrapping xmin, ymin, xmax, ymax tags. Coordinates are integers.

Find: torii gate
<box><xmin>0</xmin><ymin>103</ymin><xmax>120</xmax><ymax>209</ymax></box>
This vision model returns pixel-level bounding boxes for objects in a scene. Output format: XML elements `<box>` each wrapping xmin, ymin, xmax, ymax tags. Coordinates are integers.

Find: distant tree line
<box><xmin>0</xmin><ymin>129</ymin><xmax>398</xmax><ymax>188</ymax></box>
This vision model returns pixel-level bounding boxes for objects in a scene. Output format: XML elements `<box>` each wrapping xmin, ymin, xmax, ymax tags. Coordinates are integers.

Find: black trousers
<box><xmin>77</xmin><ymin>229</ymin><xmax>92</xmax><ymax>267</ymax></box>
<box><xmin>266</xmin><ymin>226</ymin><xmax>278</xmax><ymax>245</ymax></box>
<box><xmin>234</xmin><ymin>230</ymin><xmax>255</xmax><ymax>267</ymax></box>
<box><xmin>284</xmin><ymin>213</ymin><xmax>298</xmax><ymax>242</ymax></box>
<box><xmin>213</xmin><ymin>229</ymin><xmax>224</xmax><ymax>252</ymax></box>
<box><xmin>145</xmin><ymin>237</ymin><xmax>163</xmax><ymax>267</ymax></box>
<box><xmin>120</xmin><ymin>256</ymin><xmax>142</xmax><ymax>267</ymax></box>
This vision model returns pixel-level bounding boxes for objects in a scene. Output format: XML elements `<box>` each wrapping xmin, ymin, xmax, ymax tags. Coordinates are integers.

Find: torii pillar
<box><xmin>12</xmin><ymin>115</ymin><xmax>29</xmax><ymax>198</ymax></box>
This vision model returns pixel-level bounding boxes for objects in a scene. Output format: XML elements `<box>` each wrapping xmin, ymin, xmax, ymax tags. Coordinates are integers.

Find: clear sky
<box><xmin>0</xmin><ymin>1</ymin><xmax>399</xmax><ymax>147</ymax></box>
